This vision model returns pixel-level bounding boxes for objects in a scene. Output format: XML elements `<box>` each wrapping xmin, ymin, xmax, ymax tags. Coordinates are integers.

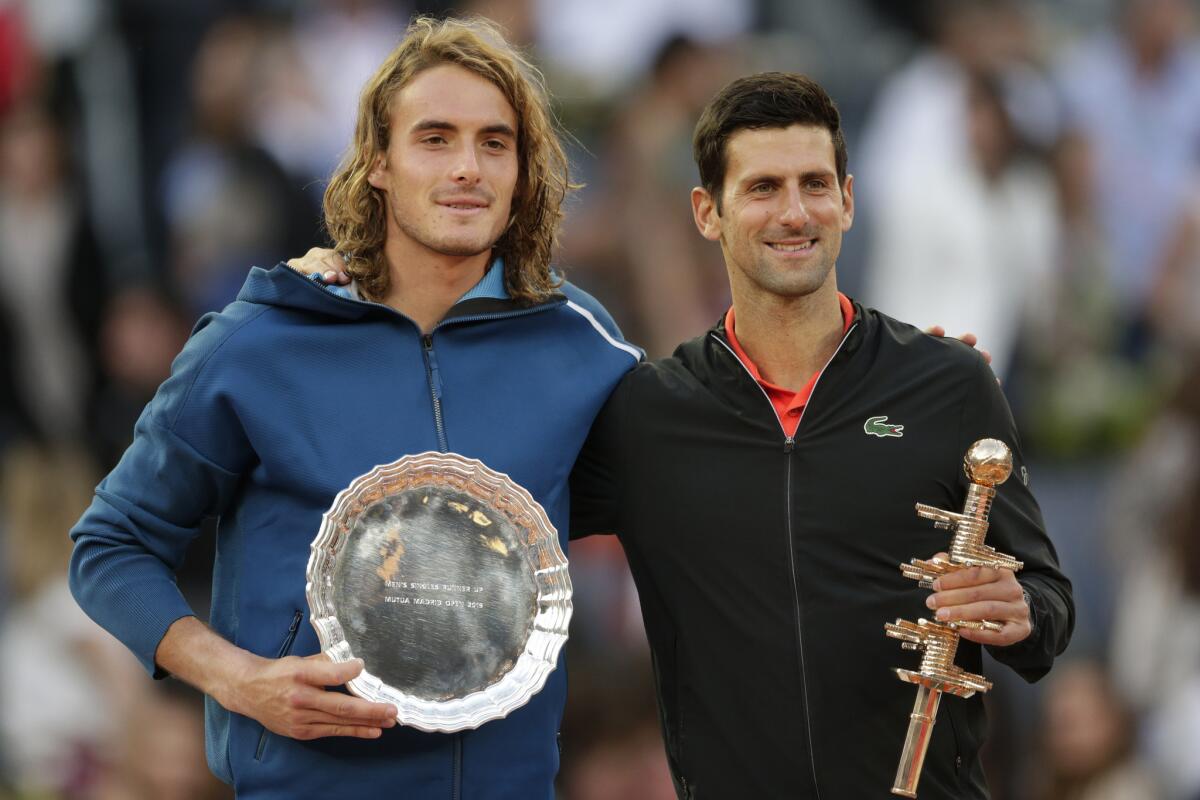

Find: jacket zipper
<box><xmin>254</xmin><ymin>610</ymin><xmax>304</xmax><ymax>761</ymax></box>
<box><xmin>711</xmin><ymin>323</ymin><xmax>857</xmax><ymax>799</ymax></box>
<box><xmin>417</xmin><ymin>307</ymin><xmax>558</xmax><ymax>455</ymax></box>
<box><xmin>451</xmin><ymin>734</ymin><xmax>463</xmax><ymax>800</ymax></box>
<box><xmin>421</xmin><ymin>334</ymin><xmax>449</xmax><ymax>452</ymax></box>
<box><xmin>289</xmin><ymin>267</ymin><xmax>562</xmax><ymax>454</ymax></box>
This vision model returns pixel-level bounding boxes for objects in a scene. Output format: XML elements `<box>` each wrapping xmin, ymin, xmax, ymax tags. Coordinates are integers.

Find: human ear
<box><xmin>366</xmin><ymin>153</ymin><xmax>387</xmax><ymax>190</ymax></box>
<box><xmin>840</xmin><ymin>173</ymin><xmax>855</xmax><ymax>232</ymax></box>
<box><xmin>691</xmin><ymin>187</ymin><xmax>722</xmax><ymax>242</ymax></box>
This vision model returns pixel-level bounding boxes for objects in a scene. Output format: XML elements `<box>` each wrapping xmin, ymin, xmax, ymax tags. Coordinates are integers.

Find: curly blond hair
<box><xmin>323</xmin><ymin>16</ymin><xmax>572</xmax><ymax>305</ymax></box>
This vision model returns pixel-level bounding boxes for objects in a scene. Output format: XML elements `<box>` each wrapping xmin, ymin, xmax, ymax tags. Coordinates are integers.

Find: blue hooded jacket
<box><xmin>68</xmin><ymin>262</ymin><xmax>640</xmax><ymax>799</ymax></box>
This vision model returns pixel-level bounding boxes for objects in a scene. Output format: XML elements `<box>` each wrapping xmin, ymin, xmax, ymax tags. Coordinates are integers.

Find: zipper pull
<box><xmin>423</xmin><ymin>335</ymin><xmax>443</xmax><ymax>400</ymax></box>
<box><xmin>784</xmin><ymin>436</ymin><xmax>795</xmax><ymax>453</ymax></box>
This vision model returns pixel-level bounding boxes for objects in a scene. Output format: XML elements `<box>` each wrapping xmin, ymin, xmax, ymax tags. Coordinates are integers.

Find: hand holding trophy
<box><xmin>884</xmin><ymin>439</ymin><xmax>1024</xmax><ymax>798</ymax></box>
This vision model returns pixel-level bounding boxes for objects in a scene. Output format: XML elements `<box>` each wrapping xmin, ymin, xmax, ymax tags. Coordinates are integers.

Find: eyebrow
<box><xmin>739</xmin><ymin>169</ymin><xmax>836</xmax><ymax>187</ymax></box>
<box><xmin>411</xmin><ymin>119</ymin><xmax>517</xmax><ymax>139</ymax></box>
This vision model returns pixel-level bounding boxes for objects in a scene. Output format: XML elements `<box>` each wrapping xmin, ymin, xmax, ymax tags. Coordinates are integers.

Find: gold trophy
<box><xmin>884</xmin><ymin>438</ymin><xmax>1023</xmax><ymax>798</ymax></box>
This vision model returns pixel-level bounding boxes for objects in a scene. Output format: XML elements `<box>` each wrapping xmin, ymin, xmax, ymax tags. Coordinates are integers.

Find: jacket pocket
<box><xmin>253</xmin><ymin>610</ymin><xmax>304</xmax><ymax>762</ymax></box>
<box><xmin>655</xmin><ymin>634</ymin><xmax>689</xmax><ymax>795</ymax></box>
<box><xmin>943</xmin><ymin>696</ymin><xmax>981</xmax><ymax>785</ymax></box>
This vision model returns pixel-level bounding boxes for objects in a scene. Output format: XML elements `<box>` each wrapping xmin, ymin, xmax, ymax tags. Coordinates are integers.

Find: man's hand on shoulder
<box><xmin>924</xmin><ymin>553</ymin><xmax>1031</xmax><ymax>647</ymax></box>
<box><xmin>923</xmin><ymin>326</ymin><xmax>992</xmax><ymax>367</ymax></box>
<box><xmin>223</xmin><ymin>652</ymin><xmax>398</xmax><ymax>741</ymax></box>
<box><xmin>286</xmin><ymin>248</ymin><xmax>351</xmax><ymax>285</ymax></box>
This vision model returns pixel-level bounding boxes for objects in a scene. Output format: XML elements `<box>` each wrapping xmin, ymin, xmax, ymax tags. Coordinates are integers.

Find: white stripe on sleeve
<box><xmin>565</xmin><ymin>300</ymin><xmax>643</xmax><ymax>361</ymax></box>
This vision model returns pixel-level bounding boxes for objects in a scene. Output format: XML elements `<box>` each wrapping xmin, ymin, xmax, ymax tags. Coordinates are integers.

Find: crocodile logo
<box><xmin>864</xmin><ymin>415</ymin><xmax>904</xmax><ymax>438</ymax></box>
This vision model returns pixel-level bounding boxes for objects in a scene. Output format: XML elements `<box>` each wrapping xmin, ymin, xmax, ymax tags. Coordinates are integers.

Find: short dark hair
<box><xmin>692</xmin><ymin>72</ymin><xmax>847</xmax><ymax>211</ymax></box>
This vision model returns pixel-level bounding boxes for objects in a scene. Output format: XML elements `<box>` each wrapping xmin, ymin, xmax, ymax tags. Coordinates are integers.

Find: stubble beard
<box><xmin>393</xmin><ymin>205</ymin><xmax>501</xmax><ymax>259</ymax></box>
<box><xmin>728</xmin><ymin>232</ymin><xmax>837</xmax><ymax>302</ymax></box>
<box><xmin>755</xmin><ymin>257</ymin><xmax>834</xmax><ymax>300</ymax></box>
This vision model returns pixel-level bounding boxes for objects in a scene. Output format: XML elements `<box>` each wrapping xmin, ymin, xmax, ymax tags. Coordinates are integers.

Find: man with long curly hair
<box><xmin>68</xmin><ymin>17</ymin><xmax>639</xmax><ymax>799</ymax></box>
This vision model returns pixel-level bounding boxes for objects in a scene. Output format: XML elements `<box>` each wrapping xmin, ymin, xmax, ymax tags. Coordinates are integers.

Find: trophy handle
<box><xmin>892</xmin><ymin>684</ymin><xmax>941</xmax><ymax>798</ymax></box>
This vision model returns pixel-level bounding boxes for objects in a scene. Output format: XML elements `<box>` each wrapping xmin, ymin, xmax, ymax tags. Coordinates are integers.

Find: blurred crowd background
<box><xmin>1</xmin><ymin>0</ymin><xmax>1199</xmax><ymax>797</ymax></box>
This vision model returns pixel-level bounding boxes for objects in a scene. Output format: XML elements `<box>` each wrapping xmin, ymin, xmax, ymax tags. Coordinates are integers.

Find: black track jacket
<box><xmin>570</xmin><ymin>301</ymin><xmax>1074</xmax><ymax>799</ymax></box>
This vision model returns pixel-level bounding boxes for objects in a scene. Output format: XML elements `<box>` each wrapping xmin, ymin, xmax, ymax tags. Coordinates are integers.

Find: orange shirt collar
<box><xmin>724</xmin><ymin>293</ymin><xmax>855</xmax><ymax>431</ymax></box>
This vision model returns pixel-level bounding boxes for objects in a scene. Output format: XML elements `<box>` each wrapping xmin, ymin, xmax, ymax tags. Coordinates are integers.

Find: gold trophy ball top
<box><xmin>962</xmin><ymin>439</ymin><xmax>1012</xmax><ymax>487</ymax></box>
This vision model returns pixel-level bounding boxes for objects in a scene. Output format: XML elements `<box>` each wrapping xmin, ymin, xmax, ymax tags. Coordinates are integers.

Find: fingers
<box><xmin>929</xmin><ymin>568</ymin><xmax>1020</xmax><ymax>612</ymax></box>
<box><xmin>300</xmin><ymin>655</ymin><xmax>366</xmax><ymax>687</ymax></box>
<box><xmin>270</xmin><ymin>658</ymin><xmax>398</xmax><ymax>739</ymax></box>
<box><xmin>298</xmin><ymin>709</ymin><xmax>397</xmax><ymax>728</ymax></box>
<box><xmin>928</xmin><ymin>597</ymin><xmax>1024</xmax><ymax>625</ymax></box>
<box><xmin>921</xmin><ymin>328</ymin><xmax>994</xmax><ymax>366</ymax></box>
<box><xmin>931</xmin><ymin>565</ymin><xmax>1003</xmax><ymax>592</ymax></box>
<box><xmin>296</xmin><ymin>724</ymin><xmax>387</xmax><ymax>741</ymax></box>
<box><xmin>307</xmin><ymin>688</ymin><xmax>398</xmax><ymax>725</ymax></box>
<box><xmin>958</xmin><ymin>619</ymin><xmax>1030</xmax><ymax>646</ymax></box>
<box><xmin>925</xmin><ymin>567</ymin><xmax>1030</xmax><ymax>645</ymax></box>
<box><xmin>238</xmin><ymin>654</ymin><xmax>406</xmax><ymax>742</ymax></box>
<box><xmin>950</xmin><ymin>331</ymin><xmax>994</xmax><ymax>366</ymax></box>
<box><xmin>274</xmin><ymin>714</ymin><xmax>391</xmax><ymax>740</ymax></box>
<box><xmin>283</xmin><ymin>247</ymin><xmax>350</xmax><ymax>283</ymax></box>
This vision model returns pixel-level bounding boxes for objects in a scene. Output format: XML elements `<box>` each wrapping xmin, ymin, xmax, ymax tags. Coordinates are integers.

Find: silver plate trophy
<box><xmin>305</xmin><ymin>452</ymin><xmax>572</xmax><ymax>732</ymax></box>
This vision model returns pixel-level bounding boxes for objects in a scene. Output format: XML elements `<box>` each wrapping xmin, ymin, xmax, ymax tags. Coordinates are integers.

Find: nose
<box><xmin>452</xmin><ymin>143</ymin><xmax>482</xmax><ymax>185</ymax></box>
<box><xmin>778</xmin><ymin>185</ymin><xmax>810</xmax><ymax>227</ymax></box>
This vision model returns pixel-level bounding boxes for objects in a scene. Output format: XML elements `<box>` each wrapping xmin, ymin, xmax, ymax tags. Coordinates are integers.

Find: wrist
<box><xmin>214</xmin><ymin>649</ymin><xmax>266</xmax><ymax>715</ymax></box>
<box><xmin>1021</xmin><ymin>586</ymin><xmax>1038</xmax><ymax>637</ymax></box>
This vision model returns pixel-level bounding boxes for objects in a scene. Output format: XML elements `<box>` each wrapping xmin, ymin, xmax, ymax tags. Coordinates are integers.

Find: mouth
<box><xmin>435</xmin><ymin>191</ymin><xmax>493</xmax><ymax>214</ymax></box>
<box><xmin>765</xmin><ymin>238</ymin><xmax>817</xmax><ymax>254</ymax></box>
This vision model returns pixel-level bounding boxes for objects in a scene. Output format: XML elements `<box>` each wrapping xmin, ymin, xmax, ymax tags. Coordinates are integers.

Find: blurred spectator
<box><xmin>453</xmin><ymin>0</ymin><xmax>536</xmax><ymax>47</ymax></box>
<box><xmin>0</xmin><ymin>95</ymin><xmax>109</xmax><ymax>446</ymax></box>
<box><xmin>89</xmin><ymin>284</ymin><xmax>191</xmax><ymax>471</ymax></box>
<box><xmin>91</xmin><ymin>682</ymin><xmax>230</xmax><ymax>800</ymax></box>
<box><xmin>857</xmin><ymin>0</ymin><xmax>1060</xmax><ymax>212</ymax></box>
<box><xmin>1107</xmin><ymin>362</ymin><xmax>1200</xmax><ymax>799</ymax></box>
<box><xmin>1056</xmin><ymin>0</ymin><xmax>1200</xmax><ymax>349</ymax></box>
<box><xmin>15</xmin><ymin>0</ymin><xmax>152</xmax><ymax>285</ymax></box>
<box><xmin>0</xmin><ymin>3</ymin><xmax>36</xmax><ymax>115</ymax></box>
<box><xmin>863</xmin><ymin>69</ymin><xmax>1058</xmax><ymax>380</ymax></box>
<box><xmin>0</xmin><ymin>443</ymin><xmax>143</xmax><ymax>797</ymax></box>
<box><xmin>1013</xmin><ymin>124</ymin><xmax>1148</xmax><ymax>458</ymax></box>
<box><xmin>560</xmin><ymin>36</ymin><xmax>737</xmax><ymax>357</ymax></box>
<box><xmin>1029</xmin><ymin>659</ymin><xmax>1161</xmax><ymax>800</ymax></box>
<box><xmin>858</xmin><ymin>0</ymin><xmax>1060</xmax><ymax>380</ymax></box>
<box><xmin>0</xmin><ymin>294</ymin><xmax>35</xmax><ymax>453</ymax></box>
<box><xmin>251</xmin><ymin>0</ymin><xmax>408</xmax><ymax>199</ymax></box>
<box><xmin>1148</xmin><ymin>187</ymin><xmax>1200</xmax><ymax>355</ymax></box>
<box><xmin>160</xmin><ymin>14</ymin><xmax>317</xmax><ymax>316</ymax></box>
<box><xmin>534</xmin><ymin>0</ymin><xmax>750</xmax><ymax>96</ymax></box>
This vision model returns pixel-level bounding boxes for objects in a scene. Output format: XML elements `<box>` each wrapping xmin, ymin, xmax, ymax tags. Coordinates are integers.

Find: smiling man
<box><xmin>67</xmin><ymin>17</ymin><xmax>638</xmax><ymax>799</ymax></box>
<box><xmin>569</xmin><ymin>73</ymin><xmax>1074</xmax><ymax>798</ymax></box>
